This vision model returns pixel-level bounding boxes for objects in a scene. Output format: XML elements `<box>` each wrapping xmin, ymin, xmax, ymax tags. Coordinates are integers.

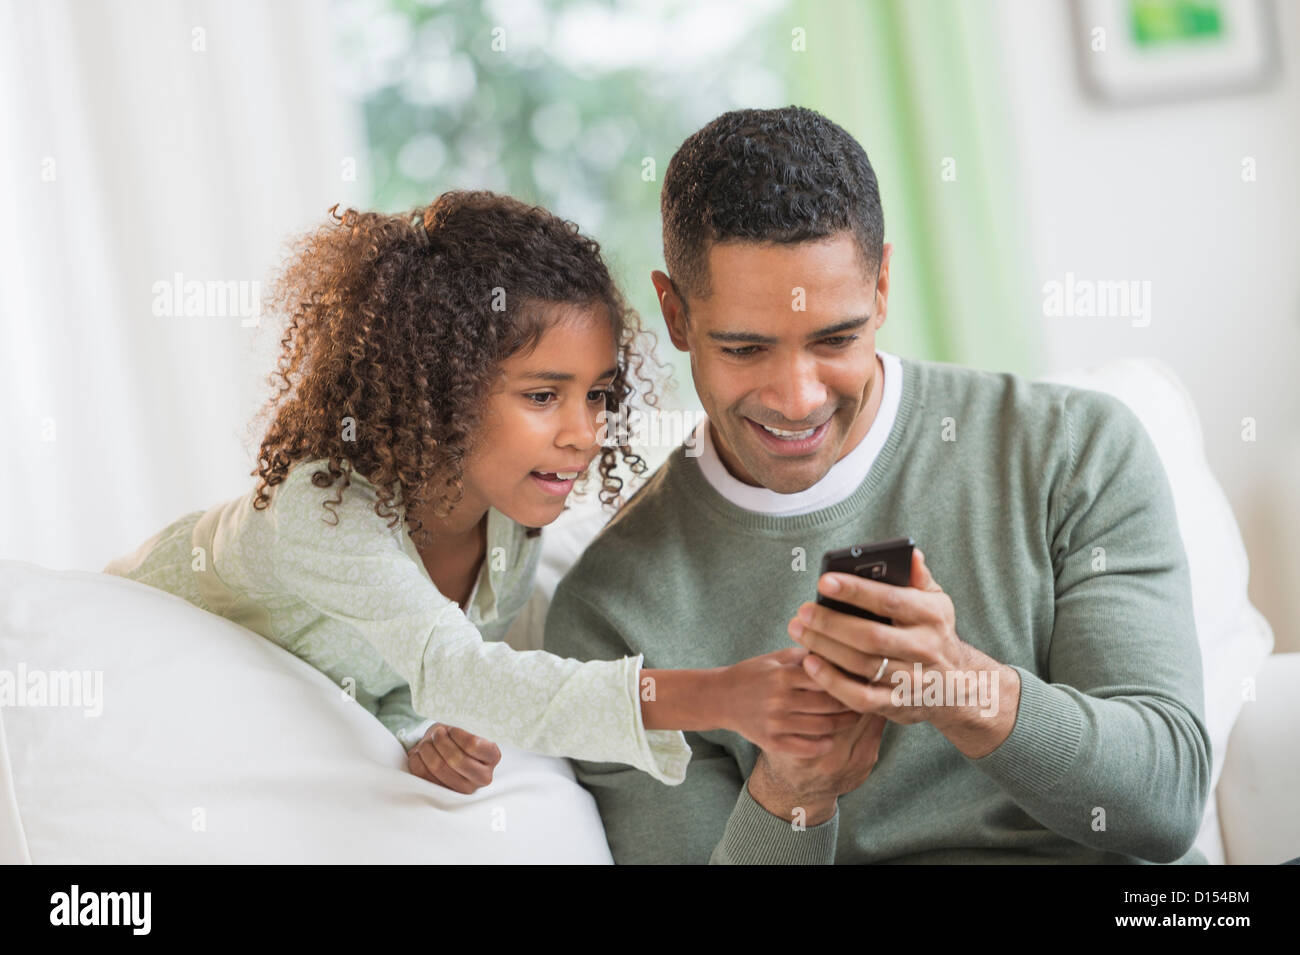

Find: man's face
<box><xmin>653</xmin><ymin>233</ymin><xmax>891</xmax><ymax>494</ymax></box>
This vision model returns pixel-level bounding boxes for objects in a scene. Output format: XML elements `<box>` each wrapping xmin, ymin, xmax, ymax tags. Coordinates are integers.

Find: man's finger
<box><xmin>814</xmin><ymin>570</ymin><xmax>937</xmax><ymax>626</ymax></box>
<box><xmin>792</xmin><ymin>605</ymin><xmax>923</xmax><ymax>662</ymax></box>
<box><xmin>849</xmin><ymin>713</ymin><xmax>889</xmax><ymax>766</ymax></box>
<box><xmin>792</xmin><ymin>621</ymin><xmax>887</xmax><ymax>681</ymax></box>
<box><xmin>801</xmin><ymin>654</ymin><xmax>896</xmax><ymax>713</ymax></box>
<box><xmin>913</xmin><ymin>548</ymin><xmax>941</xmax><ymax>593</ymax></box>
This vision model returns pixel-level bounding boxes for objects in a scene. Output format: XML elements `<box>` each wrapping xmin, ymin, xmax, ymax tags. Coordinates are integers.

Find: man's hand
<box><xmin>786</xmin><ymin>547</ymin><xmax>1020</xmax><ymax>758</ymax></box>
<box><xmin>747</xmin><ymin>711</ymin><xmax>888</xmax><ymax>826</ymax></box>
<box><xmin>405</xmin><ymin>723</ymin><xmax>501</xmax><ymax>794</ymax></box>
<box><xmin>717</xmin><ymin>647</ymin><xmax>863</xmax><ymax>757</ymax></box>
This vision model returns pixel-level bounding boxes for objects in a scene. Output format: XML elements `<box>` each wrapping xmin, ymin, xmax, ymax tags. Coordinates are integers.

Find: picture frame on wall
<box><xmin>1070</xmin><ymin>0</ymin><xmax>1281</xmax><ymax>105</ymax></box>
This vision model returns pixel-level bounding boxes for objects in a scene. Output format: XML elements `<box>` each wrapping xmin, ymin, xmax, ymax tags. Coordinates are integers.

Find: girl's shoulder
<box><xmin>276</xmin><ymin>457</ymin><xmax>383</xmax><ymax>500</ymax></box>
<box><xmin>269</xmin><ymin>458</ymin><xmax>400</xmax><ymax>535</ymax></box>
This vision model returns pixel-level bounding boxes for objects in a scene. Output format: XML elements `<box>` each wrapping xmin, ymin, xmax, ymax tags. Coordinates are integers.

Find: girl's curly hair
<box><xmin>249</xmin><ymin>189</ymin><xmax>663</xmax><ymax>547</ymax></box>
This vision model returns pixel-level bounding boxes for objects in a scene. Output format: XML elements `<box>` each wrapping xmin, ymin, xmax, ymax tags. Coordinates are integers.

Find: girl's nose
<box><xmin>558</xmin><ymin>401</ymin><xmax>600</xmax><ymax>451</ymax></box>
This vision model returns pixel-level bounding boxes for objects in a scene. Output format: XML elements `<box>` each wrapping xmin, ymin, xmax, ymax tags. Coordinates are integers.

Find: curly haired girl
<box><xmin>104</xmin><ymin>190</ymin><xmax>857</xmax><ymax>791</ymax></box>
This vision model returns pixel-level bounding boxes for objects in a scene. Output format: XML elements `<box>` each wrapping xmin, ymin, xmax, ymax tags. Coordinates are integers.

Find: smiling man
<box><xmin>669</xmin><ymin>236</ymin><xmax>888</xmax><ymax>495</ymax></box>
<box><xmin>544</xmin><ymin>106</ymin><xmax>1211</xmax><ymax>864</ymax></box>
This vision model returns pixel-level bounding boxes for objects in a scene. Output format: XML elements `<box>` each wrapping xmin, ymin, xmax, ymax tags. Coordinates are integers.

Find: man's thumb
<box><xmin>913</xmin><ymin>548</ymin><xmax>940</xmax><ymax>592</ymax></box>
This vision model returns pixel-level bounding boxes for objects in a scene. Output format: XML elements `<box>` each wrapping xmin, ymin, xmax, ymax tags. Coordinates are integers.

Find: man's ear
<box><xmin>650</xmin><ymin>270</ymin><xmax>690</xmax><ymax>351</ymax></box>
<box><xmin>874</xmin><ymin>243</ymin><xmax>893</xmax><ymax>330</ymax></box>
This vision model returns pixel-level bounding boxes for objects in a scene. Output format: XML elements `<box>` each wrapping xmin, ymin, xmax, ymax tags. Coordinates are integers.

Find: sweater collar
<box><xmin>672</xmin><ymin>352</ymin><xmax>918</xmax><ymax>533</ymax></box>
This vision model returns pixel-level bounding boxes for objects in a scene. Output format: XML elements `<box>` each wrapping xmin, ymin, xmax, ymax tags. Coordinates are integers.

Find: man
<box><xmin>543</xmin><ymin>105</ymin><xmax>1211</xmax><ymax>864</ymax></box>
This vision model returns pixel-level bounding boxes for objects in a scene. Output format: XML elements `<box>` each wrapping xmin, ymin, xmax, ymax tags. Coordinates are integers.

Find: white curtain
<box><xmin>0</xmin><ymin>0</ymin><xmax>369</xmax><ymax>570</ymax></box>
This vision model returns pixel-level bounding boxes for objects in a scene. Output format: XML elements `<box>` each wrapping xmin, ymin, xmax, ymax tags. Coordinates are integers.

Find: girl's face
<box><xmin>461</xmin><ymin>304</ymin><xmax>619</xmax><ymax>529</ymax></box>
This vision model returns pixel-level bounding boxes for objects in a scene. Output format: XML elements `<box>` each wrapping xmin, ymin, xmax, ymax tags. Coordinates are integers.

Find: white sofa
<box><xmin>0</xmin><ymin>357</ymin><xmax>1292</xmax><ymax>864</ymax></box>
<box><xmin>1039</xmin><ymin>358</ymin><xmax>1292</xmax><ymax>864</ymax></box>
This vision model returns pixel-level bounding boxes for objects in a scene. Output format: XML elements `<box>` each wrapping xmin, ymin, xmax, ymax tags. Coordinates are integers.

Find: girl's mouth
<box><xmin>529</xmin><ymin>471</ymin><xmax>580</xmax><ymax>496</ymax></box>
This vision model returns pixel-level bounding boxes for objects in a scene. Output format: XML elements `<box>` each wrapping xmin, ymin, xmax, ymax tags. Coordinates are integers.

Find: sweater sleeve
<box><xmin>544</xmin><ymin>579</ymin><xmax>838</xmax><ymax>864</ymax></box>
<box><xmin>269</xmin><ymin>466</ymin><xmax>691</xmax><ymax>785</ymax></box>
<box><xmin>967</xmin><ymin>391</ymin><xmax>1212</xmax><ymax>863</ymax></box>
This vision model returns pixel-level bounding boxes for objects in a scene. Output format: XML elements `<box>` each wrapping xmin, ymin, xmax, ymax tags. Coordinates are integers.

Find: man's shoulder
<box><xmin>907</xmin><ymin>356</ymin><xmax>1140</xmax><ymax>446</ymax></box>
<box><xmin>554</xmin><ymin>451</ymin><xmax>697</xmax><ymax>587</ymax></box>
<box><xmin>588</xmin><ymin>452</ymin><xmax>695</xmax><ymax>548</ymax></box>
<box><xmin>909</xmin><ymin>355</ymin><xmax>1071</xmax><ymax>412</ymax></box>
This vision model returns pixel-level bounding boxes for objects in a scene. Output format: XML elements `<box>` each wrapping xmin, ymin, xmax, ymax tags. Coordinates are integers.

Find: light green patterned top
<box><xmin>105</xmin><ymin>458</ymin><xmax>691</xmax><ymax>785</ymax></box>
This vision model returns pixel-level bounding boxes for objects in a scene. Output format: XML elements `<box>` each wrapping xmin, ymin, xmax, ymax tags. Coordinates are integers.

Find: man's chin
<box><xmin>743</xmin><ymin>451</ymin><xmax>834</xmax><ymax>494</ymax></box>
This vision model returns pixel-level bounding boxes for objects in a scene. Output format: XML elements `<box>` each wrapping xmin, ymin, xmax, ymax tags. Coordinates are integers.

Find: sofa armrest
<box><xmin>1216</xmin><ymin>652</ymin><xmax>1300</xmax><ymax>864</ymax></box>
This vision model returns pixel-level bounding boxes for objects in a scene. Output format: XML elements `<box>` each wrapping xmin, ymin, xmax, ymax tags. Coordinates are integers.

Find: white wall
<box><xmin>0</xmin><ymin>0</ymin><xmax>369</xmax><ymax>572</ymax></box>
<box><xmin>994</xmin><ymin>0</ymin><xmax>1300</xmax><ymax>651</ymax></box>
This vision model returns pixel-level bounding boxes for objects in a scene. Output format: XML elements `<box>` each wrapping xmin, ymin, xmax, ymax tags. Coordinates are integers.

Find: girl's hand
<box><xmin>405</xmin><ymin>723</ymin><xmax>502</xmax><ymax>794</ymax></box>
<box><xmin>718</xmin><ymin>648</ymin><xmax>862</xmax><ymax>758</ymax></box>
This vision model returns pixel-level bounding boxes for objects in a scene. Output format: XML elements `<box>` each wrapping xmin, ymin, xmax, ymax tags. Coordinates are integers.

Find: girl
<box><xmin>104</xmin><ymin>191</ymin><xmax>857</xmax><ymax>792</ymax></box>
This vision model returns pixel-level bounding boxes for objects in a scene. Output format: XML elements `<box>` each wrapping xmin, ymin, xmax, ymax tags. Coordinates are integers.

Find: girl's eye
<box><xmin>525</xmin><ymin>389</ymin><xmax>612</xmax><ymax>407</ymax></box>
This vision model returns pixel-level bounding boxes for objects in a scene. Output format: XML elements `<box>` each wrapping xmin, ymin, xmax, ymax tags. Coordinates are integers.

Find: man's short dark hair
<box><xmin>661</xmin><ymin>105</ymin><xmax>885</xmax><ymax>311</ymax></box>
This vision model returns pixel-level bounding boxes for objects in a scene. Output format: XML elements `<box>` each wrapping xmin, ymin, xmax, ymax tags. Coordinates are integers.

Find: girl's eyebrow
<box><xmin>520</xmin><ymin>366</ymin><xmax>619</xmax><ymax>383</ymax></box>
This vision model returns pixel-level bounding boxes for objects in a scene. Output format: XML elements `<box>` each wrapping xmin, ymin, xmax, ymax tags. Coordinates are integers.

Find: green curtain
<box><xmin>788</xmin><ymin>0</ymin><xmax>1041</xmax><ymax>375</ymax></box>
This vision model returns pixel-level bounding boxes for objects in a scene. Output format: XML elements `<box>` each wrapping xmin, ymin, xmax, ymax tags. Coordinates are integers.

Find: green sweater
<box><xmin>544</xmin><ymin>355</ymin><xmax>1211</xmax><ymax>864</ymax></box>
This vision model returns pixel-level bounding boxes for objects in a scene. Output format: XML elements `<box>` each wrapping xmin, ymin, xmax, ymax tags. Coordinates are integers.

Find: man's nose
<box><xmin>762</xmin><ymin>355</ymin><xmax>828</xmax><ymax>425</ymax></box>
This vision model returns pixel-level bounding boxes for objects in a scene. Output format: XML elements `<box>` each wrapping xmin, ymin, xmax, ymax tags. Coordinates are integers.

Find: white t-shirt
<box><xmin>692</xmin><ymin>349</ymin><xmax>903</xmax><ymax>516</ymax></box>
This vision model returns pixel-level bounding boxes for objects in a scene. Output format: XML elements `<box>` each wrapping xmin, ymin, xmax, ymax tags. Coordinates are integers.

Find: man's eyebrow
<box><xmin>706</xmin><ymin>315</ymin><xmax>872</xmax><ymax>345</ymax></box>
<box><xmin>519</xmin><ymin>366</ymin><xmax>619</xmax><ymax>383</ymax></box>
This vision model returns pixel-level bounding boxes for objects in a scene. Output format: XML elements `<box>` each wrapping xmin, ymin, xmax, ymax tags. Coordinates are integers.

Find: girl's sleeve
<box><xmin>269</xmin><ymin>468</ymin><xmax>691</xmax><ymax>785</ymax></box>
<box><xmin>374</xmin><ymin>685</ymin><xmax>434</xmax><ymax>751</ymax></box>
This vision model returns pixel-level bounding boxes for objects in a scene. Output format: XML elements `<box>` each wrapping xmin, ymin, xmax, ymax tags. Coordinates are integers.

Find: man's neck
<box><xmin>836</xmin><ymin>351</ymin><xmax>886</xmax><ymax>464</ymax></box>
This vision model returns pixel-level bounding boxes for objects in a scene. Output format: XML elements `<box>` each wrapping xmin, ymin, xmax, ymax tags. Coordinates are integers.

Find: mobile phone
<box><xmin>815</xmin><ymin>537</ymin><xmax>915</xmax><ymax>625</ymax></box>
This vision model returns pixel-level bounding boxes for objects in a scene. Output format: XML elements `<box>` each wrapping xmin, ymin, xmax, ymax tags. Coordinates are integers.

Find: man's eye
<box><xmin>822</xmin><ymin>335</ymin><xmax>859</xmax><ymax>347</ymax></box>
<box><xmin>525</xmin><ymin>392</ymin><xmax>556</xmax><ymax>406</ymax></box>
<box><xmin>722</xmin><ymin>346</ymin><xmax>760</xmax><ymax>357</ymax></box>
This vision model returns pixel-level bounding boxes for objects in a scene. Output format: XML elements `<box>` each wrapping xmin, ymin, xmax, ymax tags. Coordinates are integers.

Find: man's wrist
<box><xmin>747</xmin><ymin>756</ymin><xmax>837</xmax><ymax>826</ymax></box>
<box><xmin>932</xmin><ymin>646</ymin><xmax>1021</xmax><ymax>758</ymax></box>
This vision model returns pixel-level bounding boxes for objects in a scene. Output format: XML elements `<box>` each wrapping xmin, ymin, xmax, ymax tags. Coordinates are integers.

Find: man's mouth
<box><xmin>746</xmin><ymin>417</ymin><xmax>831</xmax><ymax>455</ymax></box>
<box><xmin>757</xmin><ymin>423</ymin><xmax>818</xmax><ymax>440</ymax></box>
